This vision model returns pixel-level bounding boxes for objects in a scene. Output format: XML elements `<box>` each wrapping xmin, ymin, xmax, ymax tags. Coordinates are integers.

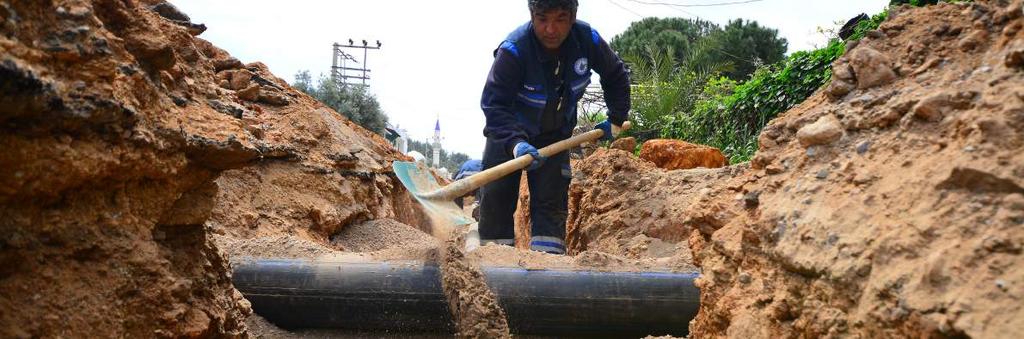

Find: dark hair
<box><xmin>528</xmin><ymin>0</ymin><xmax>578</xmax><ymax>14</ymax></box>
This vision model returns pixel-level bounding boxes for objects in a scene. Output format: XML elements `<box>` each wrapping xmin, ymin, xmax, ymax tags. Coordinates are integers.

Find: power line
<box><xmin>606</xmin><ymin>0</ymin><xmax>645</xmax><ymax>17</ymax></box>
<box><xmin>332</xmin><ymin>39</ymin><xmax>382</xmax><ymax>87</ymax></box>
<box><xmin>625</xmin><ymin>0</ymin><xmax>764</xmax><ymax>7</ymax></box>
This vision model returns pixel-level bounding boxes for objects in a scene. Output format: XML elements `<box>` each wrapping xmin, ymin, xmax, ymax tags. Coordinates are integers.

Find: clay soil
<box><xmin>567</xmin><ymin>2</ymin><xmax>1024</xmax><ymax>338</ymax></box>
<box><xmin>5</xmin><ymin>0</ymin><xmax>1022</xmax><ymax>338</ymax></box>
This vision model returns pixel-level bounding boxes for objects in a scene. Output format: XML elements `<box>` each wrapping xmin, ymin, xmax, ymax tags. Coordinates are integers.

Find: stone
<box><xmin>833</xmin><ymin>61</ymin><xmax>855</xmax><ymax>81</ymax></box>
<box><xmin>996</xmin><ymin>279</ymin><xmax>1008</xmax><ymax>291</ymax></box>
<box><xmin>149</xmin><ymin>2</ymin><xmax>191</xmax><ymax>22</ymax></box>
<box><xmin>228</xmin><ymin>69</ymin><xmax>253</xmax><ymax>90</ymax></box>
<box><xmin>258</xmin><ymin>92</ymin><xmax>290</xmax><ymax>106</ymax></box>
<box><xmin>125</xmin><ymin>34</ymin><xmax>176</xmax><ymax>71</ymax></box>
<box><xmin>856</xmin><ymin>140</ymin><xmax>871</xmax><ymax>154</ymax></box>
<box><xmin>609</xmin><ymin>137</ymin><xmax>637</xmax><ymax>152</ymax></box>
<box><xmin>743</xmin><ymin>191</ymin><xmax>760</xmax><ymax>209</ymax></box>
<box><xmin>849</xmin><ymin>47</ymin><xmax>897</xmax><ymax>89</ymax></box>
<box><xmin>957</xmin><ymin>30</ymin><xmax>986</xmax><ymax>52</ymax></box>
<box><xmin>638</xmin><ymin>139</ymin><xmax>728</xmax><ymax>171</ymax></box>
<box><xmin>149</xmin><ymin>2</ymin><xmax>206</xmax><ymax>36</ymax></box>
<box><xmin>796</xmin><ymin>115</ymin><xmax>844</xmax><ymax>147</ymax></box>
<box><xmin>937</xmin><ymin>167</ymin><xmax>1024</xmax><ymax>194</ymax></box>
<box><xmin>738</xmin><ymin>272</ymin><xmax>752</xmax><ymax>284</ymax></box>
<box><xmin>853</xmin><ymin>171</ymin><xmax>875</xmax><ymax>185</ymax></box>
<box><xmin>170</xmin><ymin>95</ymin><xmax>188</xmax><ymax>107</ymax></box>
<box><xmin>866</xmin><ymin>30</ymin><xmax>886</xmax><ymax>39</ymax></box>
<box><xmin>1007</xmin><ymin>48</ymin><xmax>1024</xmax><ymax>69</ymax></box>
<box><xmin>213</xmin><ymin>57</ymin><xmax>243</xmax><ymax>72</ymax></box>
<box><xmin>912</xmin><ymin>58</ymin><xmax>942</xmax><ymax>76</ymax></box>
<box><xmin>236</xmin><ymin>85</ymin><xmax>260</xmax><ymax>102</ymax></box>
<box><xmin>912</xmin><ymin>93</ymin><xmax>951</xmax><ymax>121</ymax></box>
<box><xmin>207</xmin><ymin>99</ymin><xmax>246</xmax><ymax>119</ymax></box>
<box><xmin>825</xmin><ymin>79</ymin><xmax>856</xmax><ymax>100</ymax></box>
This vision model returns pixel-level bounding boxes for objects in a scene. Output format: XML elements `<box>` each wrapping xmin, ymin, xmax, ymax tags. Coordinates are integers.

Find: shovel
<box><xmin>392</xmin><ymin>121</ymin><xmax>631</xmax><ymax>235</ymax></box>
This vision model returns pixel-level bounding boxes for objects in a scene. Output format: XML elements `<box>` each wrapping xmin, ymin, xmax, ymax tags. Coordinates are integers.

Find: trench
<box><xmin>233</xmin><ymin>258</ymin><xmax>700</xmax><ymax>338</ymax></box>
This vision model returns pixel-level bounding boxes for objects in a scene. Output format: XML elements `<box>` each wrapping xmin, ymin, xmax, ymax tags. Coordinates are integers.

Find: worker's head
<box><xmin>528</xmin><ymin>0</ymin><xmax>577</xmax><ymax>51</ymax></box>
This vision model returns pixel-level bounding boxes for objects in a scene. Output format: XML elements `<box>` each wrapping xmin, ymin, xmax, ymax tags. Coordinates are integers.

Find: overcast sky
<box><xmin>173</xmin><ymin>0</ymin><xmax>887</xmax><ymax>157</ymax></box>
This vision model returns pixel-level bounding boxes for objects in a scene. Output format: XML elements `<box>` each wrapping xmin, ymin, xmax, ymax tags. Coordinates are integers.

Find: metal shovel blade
<box><xmin>392</xmin><ymin>161</ymin><xmax>475</xmax><ymax>228</ymax></box>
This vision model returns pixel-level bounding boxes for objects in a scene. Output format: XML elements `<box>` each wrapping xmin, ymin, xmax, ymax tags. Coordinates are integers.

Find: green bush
<box><xmin>845</xmin><ymin>10</ymin><xmax>889</xmax><ymax>42</ymax></box>
<box><xmin>661</xmin><ymin>39</ymin><xmax>845</xmax><ymax>163</ymax></box>
<box><xmin>652</xmin><ymin>0</ymin><xmax>972</xmax><ymax>164</ymax></box>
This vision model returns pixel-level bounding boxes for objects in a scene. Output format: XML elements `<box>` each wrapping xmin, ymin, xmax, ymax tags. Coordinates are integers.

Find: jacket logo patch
<box><xmin>574</xmin><ymin>58</ymin><xmax>589</xmax><ymax>75</ymax></box>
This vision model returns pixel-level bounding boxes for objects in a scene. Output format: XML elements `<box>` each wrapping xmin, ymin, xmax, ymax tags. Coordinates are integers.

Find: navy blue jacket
<box><xmin>481</xmin><ymin>20</ymin><xmax>630</xmax><ymax>154</ymax></box>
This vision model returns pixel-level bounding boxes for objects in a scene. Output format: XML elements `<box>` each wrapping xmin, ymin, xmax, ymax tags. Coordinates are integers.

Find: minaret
<box><xmin>431</xmin><ymin>117</ymin><xmax>442</xmax><ymax>167</ymax></box>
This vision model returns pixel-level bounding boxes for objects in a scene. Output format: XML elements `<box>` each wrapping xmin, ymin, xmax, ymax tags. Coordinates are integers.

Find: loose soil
<box><xmin>7</xmin><ymin>0</ymin><xmax>1020</xmax><ymax>338</ymax></box>
<box><xmin>438</xmin><ymin>228</ymin><xmax>511</xmax><ymax>338</ymax></box>
<box><xmin>568</xmin><ymin>2</ymin><xmax>1024</xmax><ymax>338</ymax></box>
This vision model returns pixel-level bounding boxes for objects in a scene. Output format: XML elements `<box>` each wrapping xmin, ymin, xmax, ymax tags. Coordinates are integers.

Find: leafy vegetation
<box><xmin>292</xmin><ymin>71</ymin><xmax>389</xmax><ymax>135</ymax></box>
<box><xmin>610</xmin><ymin>17</ymin><xmax>787</xmax><ymax>82</ymax></box>
<box><xmin>607</xmin><ymin>0</ymin><xmax>959</xmax><ymax>164</ymax></box>
<box><xmin>845</xmin><ymin>10</ymin><xmax>890</xmax><ymax>42</ymax></box>
<box><xmin>623</xmin><ymin>39</ymin><xmax>728</xmax><ymax>139</ymax></box>
<box><xmin>406</xmin><ymin>139</ymin><xmax>470</xmax><ymax>175</ymax></box>
<box><xmin>292</xmin><ymin>71</ymin><xmax>470</xmax><ymax>173</ymax></box>
<box><xmin>710</xmin><ymin>19</ymin><xmax>790</xmax><ymax>80</ymax></box>
<box><xmin>659</xmin><ymin>40</ymin><xmax>845</xmax><ymax>163</ymax></box>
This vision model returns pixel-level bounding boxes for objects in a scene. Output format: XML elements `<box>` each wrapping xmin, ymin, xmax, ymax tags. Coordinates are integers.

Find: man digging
<box><xmin>479</xmin><ymin>0</ymin><xmax>632</xmax><ymax>254</ymax></box>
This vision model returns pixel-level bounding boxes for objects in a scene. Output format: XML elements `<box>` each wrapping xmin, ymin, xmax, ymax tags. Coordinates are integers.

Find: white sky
<box><xmin>173</xmin><ymin>0</ymin><xmax>887</xmax><ymax>157</ymax></box>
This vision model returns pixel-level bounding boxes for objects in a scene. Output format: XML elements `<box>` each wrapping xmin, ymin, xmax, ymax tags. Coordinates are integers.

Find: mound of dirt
<box><xmin>0</xmin><ymin>0</ymin><xmax>283</xmax><ymax>336</ymax></box>
<box><xmin>332</xmin><ymin>218</ymin><xmax>438</xmax><ymax>252</ymax></box>
<box><xmin>0</xmin><ymin>0</ymin><xmax>427</xmax><ymax>336</ymax></box>
<box><xmin>568</xmin><ymin>1</ymin><xmax>1024</xmax><ymax>337</ymax></box>
<box><xmin>565</xmin><ymin>149</ymin><xmax>744</xmax><ymax>266</ymax></box>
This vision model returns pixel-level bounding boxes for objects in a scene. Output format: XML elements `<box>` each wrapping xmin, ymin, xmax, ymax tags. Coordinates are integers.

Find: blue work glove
<box><xmin>595</xmin><ymin>120</ymin><xmax>613</xmax><ymax>142</ymax></box>
<box><xmin>513</xmin><ymin>141</ymin><xmax>546</xmax><ymax>171</ymax></box>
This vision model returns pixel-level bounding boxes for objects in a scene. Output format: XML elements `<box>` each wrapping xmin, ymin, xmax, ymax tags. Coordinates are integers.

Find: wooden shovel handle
<box><xmin>420</xmin><ymin>121</ymin><xmax>631</xmax><ymax>201</ymax></box>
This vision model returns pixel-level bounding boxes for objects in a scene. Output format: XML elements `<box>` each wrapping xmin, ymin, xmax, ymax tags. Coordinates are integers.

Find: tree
<box><xmin>610</xmin><ymin>17</ymin><xmax>720</xmax><ymax>73</ymax></box>
<box><xmin>291</xmin><ymin>71</ymin><xmax>389</xmax><ymax>135</ymax></box>
<box><xmin>609</xmin><ymin>17</ymin><xmax>787</xmax><ymax>81</ymax></box>
<box><xmin>707</xmin><ymin>19</ymin><xmax>788</xmax><ymax>80</ymax></box>
<box><xmin>622</xmin><ymin>39</ymin><xmax>727</xmax><ymax>140</ymax></box>
<box><xmin>406</xmin><ymin>139</ymin><xmax>471</xmax><ymax>175</ymax></box>
<box><xmin>292</xmin><ymin>70</ymin><xmax>314</xmax><ymax>94</ymax></box>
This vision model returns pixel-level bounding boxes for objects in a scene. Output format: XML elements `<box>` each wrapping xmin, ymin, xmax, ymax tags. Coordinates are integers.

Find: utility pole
<box><xmin>331</xmin><ymin>39</ymin><xmax>381</xmax><ymax>87</ymax></box>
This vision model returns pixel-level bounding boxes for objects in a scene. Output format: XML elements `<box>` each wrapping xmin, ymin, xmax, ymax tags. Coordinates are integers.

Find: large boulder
<box><xmin>638</xmin><ymin>139</ymin><xmax>727</xmax><ymax>170</ymax></box>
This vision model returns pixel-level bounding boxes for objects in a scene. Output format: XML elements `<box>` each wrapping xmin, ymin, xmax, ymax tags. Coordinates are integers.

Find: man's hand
<box><xmin>514</xmin><ymin>141</ymin><xmax>546</xmax><ymax>171</ymax></box>
<box><xmin>595</xmin><ymin>120</ymin><xmax>622</xmax><ymax>142</ymax></box>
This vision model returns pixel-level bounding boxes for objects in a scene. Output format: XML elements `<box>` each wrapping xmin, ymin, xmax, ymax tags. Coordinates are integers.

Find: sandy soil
<box><xmin>568</xmin><ymin>2</ymin><xmax>1024</xmax><ymax>337</ymax></box>
<box><xmin>8</xmin><ymin>0</ymin><xmax>1018</xmax><ymax>338</ymax></box>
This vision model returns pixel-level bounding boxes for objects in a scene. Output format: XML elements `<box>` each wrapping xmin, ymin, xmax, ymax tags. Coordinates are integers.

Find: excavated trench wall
<box><xmin>568</xmin><ymin>2</ymin><xmax>1024</xmax><ymax>337</ymax></box>
<box><xmin>0</xmin><ymin>0</ymin><xmax>427</xmax><ymax>337</ymax></box>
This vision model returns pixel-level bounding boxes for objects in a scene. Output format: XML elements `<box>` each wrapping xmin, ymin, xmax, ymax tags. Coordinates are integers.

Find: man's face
<box><xmin>531</xmin><ymin>9</ymin><xmax>575</xmax><ymax>51</ymax></box>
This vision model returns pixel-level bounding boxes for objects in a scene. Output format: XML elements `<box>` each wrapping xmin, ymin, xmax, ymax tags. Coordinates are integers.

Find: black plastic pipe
<box><xmin>232</xmin><ymin>258</ymin><xmax>699</xmax><ymax>337</ymax></box>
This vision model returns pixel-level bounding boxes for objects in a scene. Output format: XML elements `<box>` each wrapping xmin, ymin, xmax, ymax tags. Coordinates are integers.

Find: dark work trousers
<box><xmin>478</xmin><ymin>134</ymin><xmax>571</xmax><ymax>254</ymax></box>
